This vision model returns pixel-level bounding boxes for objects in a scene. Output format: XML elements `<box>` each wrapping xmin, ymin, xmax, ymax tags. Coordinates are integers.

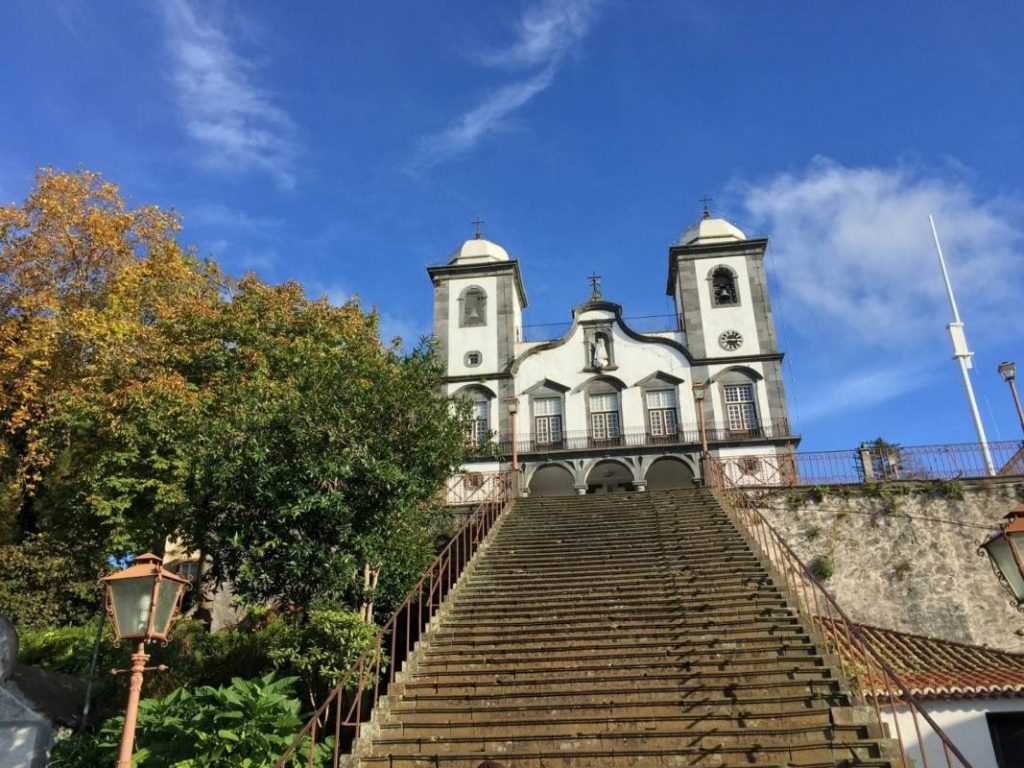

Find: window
<box><xmin>988</xmin><ymin>713</ymin><xmax>1024</xmax><ymax>768</ymax></box>
<box><xmin>590</xmin><ymin>392</ymin><xmax>621</xmax><ymax>442</ymax></box>
<box><xmin>467</xmin><ymin>400</ymin><xmax>489</xmax><ymax>446</ymax></box>
<box><xmin>724</xmin><ymin>383</ymin><xmax>758</xmax><ymax>433</ymax></box>
<box><xmin>533</xmin><ymin>397</ymin><xmax>563</xmax><ymax>446</ymax></box>
<box><xmin>465</xmin><ymin>351</ymin><xmax>482</xmax><ymax>367</ymax></box>
<box><xmin>646</xmin><ymin>389</ymin><xmax>679</xmax><ymax>438</ymax></box>
<box><xmin>460</xmin><ymin>286</ymin><xmax>487</xmax><ymax>327</ymax></box>
<box><xmin>712</xmin><ymin>267</ymin><xmax>739</xmax><ymax>306</ymax></box>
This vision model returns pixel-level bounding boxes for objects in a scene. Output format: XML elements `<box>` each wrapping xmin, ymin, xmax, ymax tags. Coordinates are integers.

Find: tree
<box><xmin>1</xmin><ymin>168</ymin><xmax>468</xmax><ymax>621</ymax></box>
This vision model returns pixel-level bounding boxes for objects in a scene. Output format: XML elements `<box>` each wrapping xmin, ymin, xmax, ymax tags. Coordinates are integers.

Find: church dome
<box><xmin>678</xmin><ymin>216</ymin><xmax>746</xmax><ymax>246</ymax></box>
<box><xmin>448</xmin><ymin>236</ymin><xmax>510</xmax><ymax>265</ymax></box>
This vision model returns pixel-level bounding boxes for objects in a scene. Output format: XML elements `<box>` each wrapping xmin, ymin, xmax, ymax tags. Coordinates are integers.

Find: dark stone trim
<box><xmin>577</xmin><ymin>374</ymin><xmax>628</xmax><ymax>393</ymax></box>
<box><xmin>690</xmin><ymin>352</ymin><xmax>784</xmax><ymax>366</ymax></box>
<box><xmin>451</xmin><ymin>382</ymin><xmax>498</xmax><ymax>400</ymax></box>
<box><xmin>708</xmin><ymin>365</ymin><xmax>765</xmax><ymax>383</ymax></box>
<box><xmin>427</xmin><ymin>260</ymin><xmax>528</xmax><ymax>309</ymax></box>
<box><xmin>444</xmin><ymin>372</ymin><xmax>514</xmax><ymax>384</ymax></box>
<box><xmin>432</xmin><ymin>282</ymin><xmax>449</xmax><ymax>365</ymax></box>
<box><xmin>634</xmin><ymin>371</ymin><xmax>685</xmax><ymax>387</ymax></box>
<box><xmin>522</xmin><ymin>378</ymin><xmax>571</xmax><ymax>395</ymax></box>
<box><xmin>666</xmin><ymin>238</ymin><xmax>768</xmax><ymax>296</ymax></box>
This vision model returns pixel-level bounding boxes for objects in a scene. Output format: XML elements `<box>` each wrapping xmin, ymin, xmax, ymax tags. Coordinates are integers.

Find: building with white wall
<box><xmin>427</xmin><ymin>210</ymin><xmax>799</xmax><ymax>496</ymax></box>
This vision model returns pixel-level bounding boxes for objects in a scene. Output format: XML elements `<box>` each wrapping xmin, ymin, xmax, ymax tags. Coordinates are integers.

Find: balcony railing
<box><xmin>491</xmin><ymin>418</ymin><xmax>794</xmax><ymax>456</ymax></box>
<box><xmin>520</xmin><ymin>313</ymin><xmax>682</xmax><ymax>342</ymax></box>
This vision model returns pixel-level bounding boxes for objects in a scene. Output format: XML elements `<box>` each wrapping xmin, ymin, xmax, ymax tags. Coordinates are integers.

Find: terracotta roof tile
<box><xmin>841</xmin><ymin>621</ymin><xmax>1024</xmax><ymax>701</ymax></box>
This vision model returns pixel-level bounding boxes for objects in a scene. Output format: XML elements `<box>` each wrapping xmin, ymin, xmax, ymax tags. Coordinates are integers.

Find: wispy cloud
<box><xmin>159</xmin><ymin>0</ymin><xmax>297</xmax><ymax>190</ymax></box>
<box><xmin>415</xmin><ymin>0</ymin><xmax>599</xmax><ymax>168</ymax></box>
<box><xmin>737</xmin><ymin>157</ymin><xmax>1024</xmax><ymax>349</ymax></box>
<box><xmin>735</xmin><ymin>158</ymin><xmax>1024</xmax><ymax>423</ymax></box>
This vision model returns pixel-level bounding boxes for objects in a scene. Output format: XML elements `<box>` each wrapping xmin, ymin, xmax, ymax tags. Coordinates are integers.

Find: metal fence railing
<box><xmin>485</xmin><ymin>418</ymin><xmax>795</xmax><ymax>457</ymax></box>
<box><xmin>275</xmin><ymin>470</ymin><xmax>520</xmax><ymax>767</ymax></box>
<box><xmin>710</xmin><ymin>440</ymin><xmax>1024</xmax><ymax>487</ymax></box>
<box><xmin>706</xmin><ymin>459</ymin><xmax>975</xmax><ymax>768</ymax></box>
<box><xmin>520</xmin><ymin>313</ymin><xmax>681</xmax><ymax>342</ymax></box>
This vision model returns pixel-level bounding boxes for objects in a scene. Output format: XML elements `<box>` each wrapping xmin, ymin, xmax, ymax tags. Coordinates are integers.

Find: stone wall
<box><xmin>752</xmin><ymin>477</ymin><xmax>1024</xmax><ymax>652</ymax></box>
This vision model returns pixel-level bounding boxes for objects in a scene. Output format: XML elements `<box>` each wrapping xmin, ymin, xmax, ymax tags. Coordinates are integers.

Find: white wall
<box><xmin>445</xmin><ymin>275</ymin><xmax>499</xmax><ymax>376</ymax></box>
<box><xmin>882</xmin><ymin>698</ymin><xmax>1024</xmax><ymax>768</ymax></box>
<box><xmin>694</xmin><ymin>255</ymin><xmax>762</xmax><ymax>357</ymax></box>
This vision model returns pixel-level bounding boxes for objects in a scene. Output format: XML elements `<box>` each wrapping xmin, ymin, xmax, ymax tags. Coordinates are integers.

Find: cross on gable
<box><xmin>700</xmin><ymin>194</ymin><xmax>714</xmax><ymax>219</ymax></box>
<box><xmin>472</xmin><ymin>217</ymin><xmax>485</xmax><ymax>239</ymax></box>
<box><xmin>588</xmin><ymin>270</ymin><xmax>602</xmax><ymax>300</ymax></box>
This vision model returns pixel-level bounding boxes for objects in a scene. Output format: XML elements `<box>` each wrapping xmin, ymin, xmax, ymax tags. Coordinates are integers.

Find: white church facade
<box><xmin>427</xmin><ymin>210</ymin><xmax>799</xmax><ymax>496</ymax></box>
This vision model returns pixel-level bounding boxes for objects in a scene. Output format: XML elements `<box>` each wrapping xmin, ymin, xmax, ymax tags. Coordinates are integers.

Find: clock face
<box><xmin>719</xmin><ymin>330</ymin><xmax>743</xmax><ymax>351</ymax></box>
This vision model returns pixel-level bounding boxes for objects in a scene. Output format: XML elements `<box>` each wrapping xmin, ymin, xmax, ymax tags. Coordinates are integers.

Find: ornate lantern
<box><xmin>100</xmin><ymin>553</ymin><xmax>190</xmax><ymax>642</ymax></box>
<box><xmin>980</xmin><ymin>509</ymin><xmax>1024</xmax><ymax>609</ymax></box>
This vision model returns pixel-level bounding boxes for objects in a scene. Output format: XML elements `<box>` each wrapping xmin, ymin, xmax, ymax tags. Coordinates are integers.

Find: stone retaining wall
<box><xmin>753</xmin><ymin>477</ymin><xmax>1024</xmax><ymax>652</ymax></box>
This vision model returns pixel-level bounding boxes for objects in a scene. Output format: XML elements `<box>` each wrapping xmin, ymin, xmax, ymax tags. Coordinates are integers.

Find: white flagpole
<box><xmin>928</xmin><ymin>214</ymin><xmax>995</xmax><ymax>476</ymax></box>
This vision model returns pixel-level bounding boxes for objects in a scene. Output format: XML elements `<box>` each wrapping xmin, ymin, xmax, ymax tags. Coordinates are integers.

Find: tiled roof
<box><xmin>848</xmin><ymin>622</ymin><xmax>1024</xmax><ymax>701</ymax></box>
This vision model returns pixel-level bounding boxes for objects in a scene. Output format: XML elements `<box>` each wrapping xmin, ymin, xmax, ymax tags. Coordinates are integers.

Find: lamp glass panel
<box><xmin>111</xmin><ymin>576</ymin><xmax>154</xmax><ymax>639</ymax></box>
<box><xmin>151</xmin><ymin>579</ymin><xmax>183</xmax><ymax>636</ymax></box>
<box><xmin>985</xmin><ymin>535</ymin><xmax>1024</xmax><ymax>603</ymax></box>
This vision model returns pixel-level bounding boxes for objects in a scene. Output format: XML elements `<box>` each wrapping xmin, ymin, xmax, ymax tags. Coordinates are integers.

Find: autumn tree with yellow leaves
<box><xmin>0</xmin><ymin>169</ymin><xmax>466</xmax><ymax>624</ymax></box>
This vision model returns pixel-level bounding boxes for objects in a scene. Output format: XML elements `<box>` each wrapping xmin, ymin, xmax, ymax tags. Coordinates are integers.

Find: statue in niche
<box><xmin>591</xmin><ymin>335</ymin><xmax>611</xmax><ymax>369</ymax></box>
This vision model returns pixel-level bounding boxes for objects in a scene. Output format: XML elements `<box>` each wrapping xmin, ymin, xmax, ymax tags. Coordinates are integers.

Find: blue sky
<box><xmin>3</xmin><ymin>0</ymin><xmax>1023</xmax><ymax>452</ymax></box>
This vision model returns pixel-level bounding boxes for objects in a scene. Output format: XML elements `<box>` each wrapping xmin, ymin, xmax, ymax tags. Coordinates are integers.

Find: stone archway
<box><xmin>585</xmin><ymin>460</ymin><xmax>634</xmax><ymax>494</ymax></box>
<box><xmin>528</xmin><ymin>464</ymin><xmax>576</xmax><ymax>497</ymax></box>
<box><xmin>645</xmin><ymin>456</ymin><xmax>696</xmax><ymax>490</ymax></box>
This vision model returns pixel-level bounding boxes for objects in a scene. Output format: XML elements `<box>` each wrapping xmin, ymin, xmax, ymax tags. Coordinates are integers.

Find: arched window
<box><xmin>454</xmin><ymin>385</ymin><xmax>493</xmax><ymax>447</ymax></box>
<box><xmin>716</xmin><ymin>368</ymin><xmax>762</xmax><ymax>435</ymax></box>
<box><xmin>460</xmin><ymin>286</ymin><xmax>487</xmax><ymax>327</ymax></box>
<box><xmin>711</xmin><ymin>267</ymin><xmax>739</xmax><ymax>306</ymax></box>
<box><xmin>584</xmin><ymin>378</ymin><xmax>624</xmax><ymax>446</ymax></box>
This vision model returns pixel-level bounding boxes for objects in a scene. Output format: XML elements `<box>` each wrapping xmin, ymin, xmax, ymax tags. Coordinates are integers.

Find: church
<box><xmin>428</xmin><ymin>207</ymin><xmax>800</xmax><ymax>496</ymax></box>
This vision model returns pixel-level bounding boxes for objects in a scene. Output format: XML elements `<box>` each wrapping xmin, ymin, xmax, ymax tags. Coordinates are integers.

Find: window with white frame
<box><xmin>467</xmin><ymin>400</ymin><xmax>489</xmax><ymax>446</ymax></box>
<box><xmin>590</xmin><ymin>392</ymin><xmax>621</xmax><ymax>441</ymax></box>
<box><xmin>533</xmin><ymin>397</ymin><xmax>563</xmax><ymax>445</ymax></box>
<box><xmin>724</xmin><ymin>383</ymin><xmax>758</xmax><ymax>432</ymax></box>
<box><xmin>646</xmin><ymin>389</ymin><xmax>679</xmax><ymax>437</ymax></box>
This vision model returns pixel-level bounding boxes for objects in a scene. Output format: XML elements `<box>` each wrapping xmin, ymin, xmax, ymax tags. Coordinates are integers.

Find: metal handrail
<box><xmin>274</xmin><ymin>470</ymin><xmax>520</xmax><ymax>767</ymax></box>
<box><xmin>706</xmin><ymin>458</ymin><xmax>974</xmax><ymax>768</ymax></box>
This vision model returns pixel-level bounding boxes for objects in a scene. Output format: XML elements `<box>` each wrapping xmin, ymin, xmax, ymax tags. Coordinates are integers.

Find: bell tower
<box><xmin>427</xmin><ymin>228</ymin><xmax>528</xmax><ymax>441</ymax></box>
<box><xmin>666</xmin><ymin>208</ymin><xmax>791</xmax><ymax>433</ymax></box>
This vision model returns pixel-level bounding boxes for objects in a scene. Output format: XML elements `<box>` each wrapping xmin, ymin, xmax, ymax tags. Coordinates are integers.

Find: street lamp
<box><xmin>692</xmin><ymin>382</ymin><xmax>710</xmax><ymax>485</ymax></box>
<box><xmin>507</xmin><ymin>398</ymin><xmax>519</xmax><ymax>472</ymax></box>
<box><xmin>980</xmin><ymin>509</ymin><xmax>1024</xmax><ymax>610</ymax></box>
<box><xmin>998</xmin><ymin>361</ymin><xmax>1024</xmax><ymax>436</ymax></box>
<box><xmin>101</xmin><ymin>553</ymin><xmax>189</xmax><ymax>768</ymax></box>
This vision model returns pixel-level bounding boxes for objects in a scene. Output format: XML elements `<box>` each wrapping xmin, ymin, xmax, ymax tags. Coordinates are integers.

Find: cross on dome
<box><xmin>588</xmin><ymin>270</ymin><xmax>602</xmax><ymax>300</ymax></box>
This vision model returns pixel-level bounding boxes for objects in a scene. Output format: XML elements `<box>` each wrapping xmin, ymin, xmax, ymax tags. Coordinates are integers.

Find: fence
<box><xmin>520</xmin><ymin>313</ymin><xmax>680</xmax><ymax>342</ymax></box>
<box><xmin>711</xmin><ymin>439</ymin><xmax>1024</xmax><ymax>487</ymax></box>
<box><xmin>494</xmin><ymin>417</ymin><xmax>794</xmax><ymax>456</ymax></box>
<box><xmin>706</xmin><ymin>459</ymin><xmax>975</xmax><ymax>768</ymax></box>
<box><xmin>274</xmin><ymin>470</ymin><xmax>520</xmax><ymax>767</ymax></box>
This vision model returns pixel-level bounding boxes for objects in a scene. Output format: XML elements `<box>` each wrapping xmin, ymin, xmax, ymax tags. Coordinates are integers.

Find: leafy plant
<box><xmin>805</xmin><ymin>524</ymin><xmax>822</xmax><ymax>541</ymax></box>
<box><xmin>808</xmin><ymin>555</ymin><xmax>835</xmax><ymax>582</ymax></box>
<box><xmin>51</xmin><ymin>673</ymin><xmax>330</xmax><ymax>767</ymax></box>
<box><xmin>938</xmin><ymin>479</ymin><xmax>965</xmax><ymax>501</ymax></box>
<box><xmin>784</xmin><ymin>491</ymin><xmax>806</xmax><ymax>510</ymax></box>
<box><xmin>807</xmin><ymin>485</ymin><xmax>829</xmax><ymax>504</ymax></box>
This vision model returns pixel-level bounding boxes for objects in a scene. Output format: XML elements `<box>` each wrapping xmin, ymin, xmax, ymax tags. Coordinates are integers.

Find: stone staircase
<box><xmin>358</xmin><ymin>488</ymin><xmax>896</xmax><ymax>767</ymax></box>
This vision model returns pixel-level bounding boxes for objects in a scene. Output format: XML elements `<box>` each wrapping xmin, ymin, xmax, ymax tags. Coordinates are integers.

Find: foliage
<box><xmin>1</xmin><ymin>168</ymin><xmax>469</xmax><ymax>615</ymax></box>
<box><xmin>805</xmin><ymin>524</ymin><xmax>822</xmax><ymax>541</ymax></box>
<box><xmin>784</xmin><ymin>490</ymin><xmax>805</xmax><ymax>510</ymax></box>
<box><xmin>807</xmin><ymin>485</ymin><xmax>829</xmax><ymax>504</ymax></box>
<box><xmin>51</xmin><ymin>673</ymin><xmax>331</xmax><ymax>768</ymax></box>
<box><xmin>808</xmin><ymin>555</ymin><xmax>835</xmax><ymax>582</ymax></box>
<box><xmin>266</xmin><ymin>609</ymin><xmax>380</xmax><ymax>703</ymax></box>
<box><xmin>0</xmin><ymin>534</ymin><xmax>100</xmax><ymax>629</ymax></box>
<box><xmin>892</xmin><ymin>558</ymin><xmax>912</xmax><ymax>580</ymax></box>
<box><xmin>937</xmin><ymin>478</ymin><xmax>966</xmax><ymax>501</ymax></box>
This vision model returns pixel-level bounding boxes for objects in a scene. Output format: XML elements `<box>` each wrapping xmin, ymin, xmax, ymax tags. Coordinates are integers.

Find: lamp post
<box><xmin>999</xmin><ymin>361</ymin><xmax>1024</xmax><ymax>436</ymax></box>
<box><xmin>101</xmin><ymin>553</ymin><xmax>189</xmax><ymax>768</ymax></box>
<box><xmin>692</xmin><ymin>382</ymin><xmax>709</xmax><ymax>483</ymax></box>
<box><xmin>980</xmin><ymin>510</ymin><xmax>1024</xmax><ymax>611</ymax></box>
<box><xmin>507</xmin><ymin>398</ymin><xmax>519</xmax><ymax>472</ymax></box>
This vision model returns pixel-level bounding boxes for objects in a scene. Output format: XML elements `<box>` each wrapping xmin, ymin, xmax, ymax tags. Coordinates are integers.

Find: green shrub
<box><xmin>0</xmin><ymin>535</ymin><xmax>100</xmax><ymax>630</ymax></box>
<box><xmin>266</xmin><ymin>609</ymin><xmax>380</xmax><ymax>703</ymax></box>
<box><xmin>805</xmin><ymin>524</ymin><xmax>822</xmax><ymax>541</ymax></box>
<box><xmin>51</xmin><ymin>673</ymin><xmax>330</xmax><ymax>767</ymax></box>
<box><xmin>808</xmin><ymin>555</ymin><xmax>835</xmax><ymax>582</ymax></box>
<box><xmin>807</xmin><ymin>486</ymin><xmax>829</xmax><ymax>504</ymax></box>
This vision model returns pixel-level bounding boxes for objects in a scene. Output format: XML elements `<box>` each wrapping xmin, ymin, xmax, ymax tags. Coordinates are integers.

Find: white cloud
<box><xmin>737</xmin><ymin>158</ymin><xmax>1024</xmax><ymax>349</ymax></box>
<box><xmin>734</xmin><ymin>158</ymin><xmax>1024</xmax><ymax>423</ymax></box>
<box><xmin>160</xmin><ymin>0</ymin><xmax>297</xmax><ymax>190</ymax></box>
<box><xmin>415</xmin><ymin>0</ymin><xmax>599</xmax><ymax>167</ymax></box>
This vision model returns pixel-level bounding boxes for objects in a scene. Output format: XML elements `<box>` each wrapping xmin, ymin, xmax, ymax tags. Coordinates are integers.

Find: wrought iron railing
<box><xmin>706</xmin><ymin>458</ymin><xmax>974</xmax><ymax>768</ymax></box>
<box><xmin>495</xmin><ymin>417</ymin><xmax>795</xmax><ymax>456</ymax></box>
<box><xmin>274</xmin><ymin>470</ymin><xmax>520</xmax><ymax>767</ymax></box>
<box><xmin>710</xmin><ymin>440</ymin><xmax>1024</xmax><ymax>487</ymax></box>
<box><xmin>520</xmin><ymin>313</ymin><xmax>681</xmax><ymax>342</ymax></box>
